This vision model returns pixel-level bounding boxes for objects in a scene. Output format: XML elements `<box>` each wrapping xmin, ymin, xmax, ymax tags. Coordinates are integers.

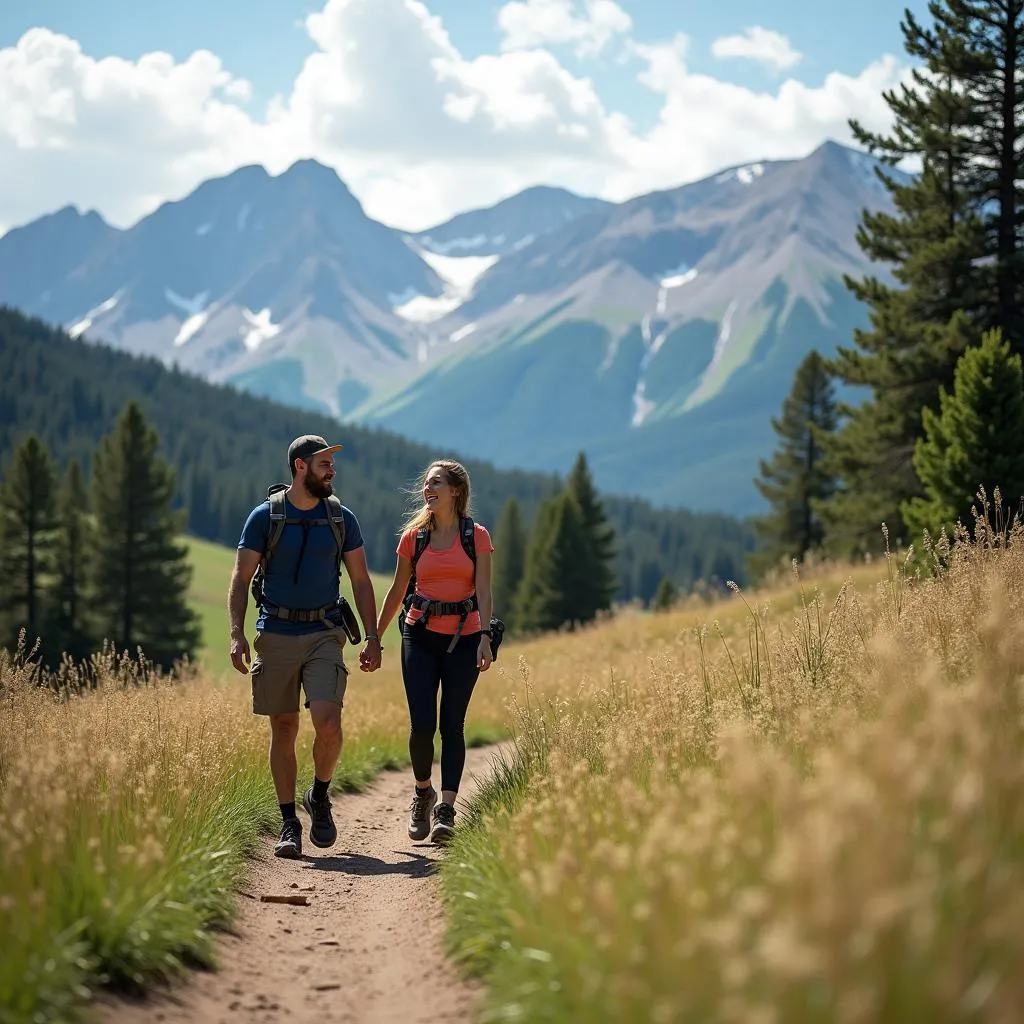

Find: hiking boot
<box><xmin>408</xmin><ymin>785</ymin><xmax>437</xmax><ymax>841</ymax></box>
<box><xmin>302</xmin><ymin>785</ymin><xmax>338</xmax><ymax>849</ymax></box>
<box><xmin>274</xmin><ymin>817</ymin><xmax>302</xmax><ymax>858</ymax></box>
<box><xmin>429</xmin><ymin>801</ymin><xmax>456</xmax><ymax>845</ymax></box>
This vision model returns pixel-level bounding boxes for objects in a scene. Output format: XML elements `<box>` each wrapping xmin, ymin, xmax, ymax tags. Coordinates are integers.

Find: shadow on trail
<box><xmin>305</xmin><ymin>850</ymin><xmax>438</xmax><ymax>878</ymax></box>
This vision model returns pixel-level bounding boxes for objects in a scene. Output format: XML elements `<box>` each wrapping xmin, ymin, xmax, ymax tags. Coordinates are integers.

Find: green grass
<box><xmin>185</xmin><ymin>536</ymin><xmax>403</xmax><ymax>677</ymax></box>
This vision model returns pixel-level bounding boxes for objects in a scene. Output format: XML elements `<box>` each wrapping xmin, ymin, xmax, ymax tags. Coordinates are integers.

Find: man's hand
<box><xmin>477</xmin><ymin>634</ymin><xmax>493</xmax><ymax>672</ymax></box>
<box><xmin>230</xmin><ymin>633</ymin><xmax>251</xmax><ymax>674</ymax></box>
<box><xmin>359</xmin><ymin>636</ymin><xmax>382</xmax><ymax>672</ymax></box>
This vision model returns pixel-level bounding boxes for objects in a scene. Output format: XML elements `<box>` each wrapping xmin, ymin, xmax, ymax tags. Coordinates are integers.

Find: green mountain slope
<box><xmin>356</xmin><ymin>276</ymin><xmax>868</xmax><ymax>515</ymax></box>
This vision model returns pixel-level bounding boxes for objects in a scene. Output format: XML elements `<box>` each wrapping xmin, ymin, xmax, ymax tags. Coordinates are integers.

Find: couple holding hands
<box><xmin>227</xmin><ymin>434</ymin><xmax>500</xmax><ymax>857</ymax></box>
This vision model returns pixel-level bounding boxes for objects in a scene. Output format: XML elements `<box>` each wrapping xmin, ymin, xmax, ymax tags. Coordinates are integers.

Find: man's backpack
<box><xmin>250</xmin><ymin>484</ymin><xmax>360</xmax><ymax>642</ymax></box>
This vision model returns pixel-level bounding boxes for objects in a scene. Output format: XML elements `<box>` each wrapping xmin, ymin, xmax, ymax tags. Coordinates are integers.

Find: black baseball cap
<box><xmin>288</xmin><ymin>434</ymin><xmax>343</xmax><ymax>473</ymax></box>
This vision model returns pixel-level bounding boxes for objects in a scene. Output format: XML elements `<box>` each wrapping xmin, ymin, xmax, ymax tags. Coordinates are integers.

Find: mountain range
<box><xmin>0</xmin><ymin>141</ymin><xmax>906</xmax><ymax>515</ymax></box>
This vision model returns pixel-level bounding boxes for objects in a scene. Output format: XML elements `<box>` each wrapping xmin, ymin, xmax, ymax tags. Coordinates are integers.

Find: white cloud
<box><xmin>0</xmin><ymin>2</ymin><xmax>910</xmax><ymax>234</ymax></box>
<box><xmin>711</xmin><ymin>26</ymin><xmax>803</xmax><ymax>71</ymax></box>
<box><xmin>607</xmin><ymin>35</ymin><xmax>906</xmax><ymax>199</ymax></box>
<box><xmin>498</xmin><ymin>0</ymin><xmax>633</xmax><ymax>57</ymax></box>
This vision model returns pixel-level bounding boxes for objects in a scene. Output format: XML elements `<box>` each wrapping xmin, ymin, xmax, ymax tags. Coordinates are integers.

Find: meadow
<box><xmin>441</xmin><ymin>517</ymin><xmax>1024</xmax><ymax>1023</ymax></box>
<box><xmin>0</xmin><ymin>540</ymin><xmax>505</xmax><ymax>1024</ymax></box>
<box><xmin>2</xmin><ymin>519</ymin><xmax>1021</xmax><ymax>1024</ymax></box>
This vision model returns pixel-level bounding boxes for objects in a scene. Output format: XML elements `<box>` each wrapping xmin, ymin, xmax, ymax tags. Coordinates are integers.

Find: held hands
<box><xmin>477</xmin><ymin>634</ymin><xmax>493</xmax><ymax>672</ymax></box>
<box><xmin>359</xmin><ymin>635</ymin><xmax>382</xmax><ymax>673</ymax></box>
<box><xmin>230</xmin><ymin>633</ymin><xmax>251</xmax><ymax>674</ymax></box>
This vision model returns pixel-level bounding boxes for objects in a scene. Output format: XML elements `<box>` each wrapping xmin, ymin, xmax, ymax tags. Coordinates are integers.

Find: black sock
<box><xmin>312</xmin><ymin>777</ymin><xmax>330</xmax><ymax>802</ymax></box>
<box><xmin>280</xmin><ymin>802</ymin><xmax>297</xmax><ymax>822</ymax></box>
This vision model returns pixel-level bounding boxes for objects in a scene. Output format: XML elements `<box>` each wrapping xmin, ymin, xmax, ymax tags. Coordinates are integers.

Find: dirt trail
<box><xmin>99</xmin><ymin>745</ymin><xmax>504</xmax><ymax>1024</ymax></box>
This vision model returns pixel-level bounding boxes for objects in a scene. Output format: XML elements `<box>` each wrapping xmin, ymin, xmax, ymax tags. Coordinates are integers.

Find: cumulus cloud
<box><xmin>0</xmin><ymin>1</ymin><xmax>910</xmax><ymax>233</ymax></box>
<box><xmin>498</xmin><ymin>0</ymin><xmax>633</xmax><ymax>57</ymax></box>
<box><xmin>711</xmin><ymin>26</ymin><xmax>803</xmax><ymax>71</ymax></box>
<box><xmin>604</xmin><ymin>34</ymin><xmax>906</xmax><ymax>199</ymax></box>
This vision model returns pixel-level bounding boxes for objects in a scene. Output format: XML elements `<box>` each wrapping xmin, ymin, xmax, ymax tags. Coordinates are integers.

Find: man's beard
<box><xmin>305</xmin><ymin>473</ymin><xmax>334</xmax><ymax>499</ymax></box>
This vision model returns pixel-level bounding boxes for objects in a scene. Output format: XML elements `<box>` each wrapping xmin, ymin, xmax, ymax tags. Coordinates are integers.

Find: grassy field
<box><xmin>440</xmin><ymin>521</ymin><xmax>1024</xmax><ymax>1023</ymax></box>
<box><xmin>5</xmin><ymin>522</ymin><xmax>1022</xmax><ymax>1023</ymax></box>
<box><xmin>0</xmin><ymin>539</ymin><xmax>506</xmax><ymax>1024</ymax></box>
<box><xmin>185</xmin><ymin>537</ymin><xmax>403</xmax><ymax>677</ymax></box>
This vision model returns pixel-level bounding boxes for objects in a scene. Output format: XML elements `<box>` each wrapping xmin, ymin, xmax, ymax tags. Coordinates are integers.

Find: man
<box><xmin>227</xmin><ymin>434</ymin><xmax>382</xmax><ymax>859</ymax></box>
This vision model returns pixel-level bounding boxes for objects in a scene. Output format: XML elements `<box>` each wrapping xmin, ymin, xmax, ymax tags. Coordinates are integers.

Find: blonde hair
<box><xmin>400</xmin><ymin>459</ymin><xmax>473</xmax><ymax>535</ymax></box>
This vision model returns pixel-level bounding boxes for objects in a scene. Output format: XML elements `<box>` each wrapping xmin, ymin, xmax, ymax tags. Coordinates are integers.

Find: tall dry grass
<box><xmin>0</xmin><ymin>638</ymin><xmax>510</xmax><ymax>1024</ymax></box>
<box><xmin>444</xmin><ymin>514</ymin><xmax>1024</xmax><ymax>1023</ymax></box>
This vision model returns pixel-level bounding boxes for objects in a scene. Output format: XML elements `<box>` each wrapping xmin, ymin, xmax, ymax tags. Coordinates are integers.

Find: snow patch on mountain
<box><xmin>174</xmin><ymin>312</ymin><xmax>208</xmax><ymax>347</ymax></box>
<box><xmin>421</xmin><ymin>251</ymin><xmax>499</xmax><ymax>290</ymax></box>
<box><xmin>416</xmin><ymin>233</ymin><xmax>488</xmax><ymax>255</ymax></box>
<box><xmin>242</xmin><ymin>307</ymin><xmax>279</xmax><ymax>351</ymax></box>
<box><xmin>632</xmin><ymin>327</ymin><xmax>668</xmax><ymax>427</ymax></box>
<box><xmin>661</xmin><ymin>267</ymin><xmax>699</xmax><ymax>289</ymax></box>
<box><xmin>68</xmin><ymin>293</ymin><xmax>120</xmax><ymax>339</ymax></box>
<box><xmin>165</xmin><ymin>288</ymin><xmax>211</xmax><ymax>346</ymax></box>
<box><xmin>656</xmin><ymin>266</ymin><xmax>698</xmax><ymax>314</ymax></box>
<box><xmin>394</xmin><ymin>293</ymin><xmax>464</xmax><ymax>323</ymax></box>
<box><xmin>237</xmin><ymin>204</ymin><xmax>252</xmax><ymax>231</ymax></box>
<box><xmin>394</xmin><ymin>251</ymin><xmax>499</xmax><ymax>324</ymax></box>
<box><xmin>196</xmin><ymin>222</ymin><xmax>213</xmax><ymax>236</ymax></box>
<box><xmin>450</xmin><ymin>322</ymin><xmax>477</xmax><ymax>343</ymax></box>
<box><xmin>717</xmin><ymin>163</ymin><xmax>765</xmax><ymax>186</ymax></box>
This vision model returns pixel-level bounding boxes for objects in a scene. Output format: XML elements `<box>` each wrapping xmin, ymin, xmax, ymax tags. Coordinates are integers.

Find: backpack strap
<box><xmin>412</xmin><ymin>527</ymin><xmax>430</xmax><ymax>569</ymax></box>
<box><xmin>406</xmin><ymin>527</ymin><xmax>430</xmax><ymax>591</ymax></box>
<box><xmin>459</xmin><ymin>517</ymin><xmax>476</xmax><ymax>566</ymax></box>
<box><xmin>324</xmin><ymin>494</ymin><xmax>347</xmax><ymax>570</ymax></box>
<box><xmin>264</xmin><ymin>488</ymin><xmax>288</xmax><ymax>567</ymax></box>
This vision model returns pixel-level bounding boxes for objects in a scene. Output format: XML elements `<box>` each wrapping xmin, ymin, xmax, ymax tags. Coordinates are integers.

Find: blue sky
<box><xmin>0</xmin><ymin>0</ymin><xmax>920</xmax><ymax>112</ymax></box>
<box><xmin>0</xmin><ymin>0</ymin><xmax>927</xmax><ymax>232</ymax></box>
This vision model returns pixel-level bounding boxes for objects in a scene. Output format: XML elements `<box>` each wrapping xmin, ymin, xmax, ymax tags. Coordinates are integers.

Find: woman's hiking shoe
<box><xmin>274</xmin><ymin>817</ymin><xmax>303</xmax><ymax>858</ymax></box>
<box><xmin>408</xmin><ymin>785</ymin><xmax>437</xmax><ymax>841</ymax></box>
<box><xmin>429</xmin><ymin>802</ymin><xmax>456</xmax><ymax>845</ymax></box>
<box><xmin>302</xmin><ymin>785</ymin><xmax>338</xmax><ymax>849</ymax></box>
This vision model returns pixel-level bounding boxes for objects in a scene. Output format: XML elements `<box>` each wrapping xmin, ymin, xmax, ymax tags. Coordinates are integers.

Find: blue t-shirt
<box><xmin>239</xmin><ymin>497</ymin><xmax>364</xmax><ymax>635</ymax></box>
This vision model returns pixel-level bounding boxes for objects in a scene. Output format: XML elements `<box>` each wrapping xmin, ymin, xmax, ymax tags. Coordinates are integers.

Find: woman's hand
<box><xmin>477</xmin><ymin>634</ymin><xmax>493</xmax><ymax>672</ymax></box>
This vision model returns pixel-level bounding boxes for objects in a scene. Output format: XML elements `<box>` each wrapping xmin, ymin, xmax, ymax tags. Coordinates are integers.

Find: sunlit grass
<box><xmin>0</xmin><ymin>608</ymin><xmax>510</xmax><ymax>1022</ymax></box>
<box><xmin>443</xmin><ymin>516</ymin><xmax>1024</xmax><ymax>1023</ymax></box>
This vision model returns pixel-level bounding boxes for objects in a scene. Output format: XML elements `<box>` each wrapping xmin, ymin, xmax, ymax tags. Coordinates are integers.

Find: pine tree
<box><xmin>565</xmin><ymin>452</ymin><xmax>617</xmax><ymax>622</ymax></box>
<box><xmin>0</xmin><ymin>435</ymin><xmax>59</xmax><ymax>651</ymax></box>
<box><xmin>822</xmin><ymin>2</ymin><xmax>1020</xmax><ymax>552</ymax></box>
<box><xmin>750</xmin><ymin>351</ymin><xmax>838</xmax><ymax>574</ymax></box>
<box><xmin>651</xmin><ymin>577</ymin><xmax>678</xmax><ymax>612</ymax></box>
<box><xmin>46</xmin><ymin>460</ymin><xmax>96</xmax><ymax>663</ymax></box>
<box><xmin>903</xmin><ymin>329</ymin><xmax>1024</xmax><ymax>536</ymax></box>
<box><xmin>90</xmin><ymin>402</ymin><xmax>200</xmax><ymax>670</ymax></box>
<box><xmin>515</xmin><ymin>493</ymin><xmax>588</xmax><ymax>633</ymax></box>
<box><xmin>937</xmin><ymin>1</ymin><xmax>1024</xmax><ymax>349</ymax></box>
<box><xmin>491</xmin><ymin>496</ymin><xmax>526</xmax><ymax>630</ymax></box>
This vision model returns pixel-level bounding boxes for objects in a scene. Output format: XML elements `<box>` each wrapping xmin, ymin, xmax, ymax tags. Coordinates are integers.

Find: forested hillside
<box><xmin>0</xmin><ymin>307</ymin><xmax>754</xmax><ymax>600</ymax></box>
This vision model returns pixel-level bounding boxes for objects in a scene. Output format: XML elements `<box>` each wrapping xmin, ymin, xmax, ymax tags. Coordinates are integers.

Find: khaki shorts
<box><xmin>250</xmin><ymin>628</ymin><xmax>349</xmax><ymax>716</ymax></box>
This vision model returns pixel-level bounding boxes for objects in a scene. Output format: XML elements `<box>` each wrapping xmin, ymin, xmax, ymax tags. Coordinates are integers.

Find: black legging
<box><xmin>400</xmin><ymin>625</ymin><xmax>480</xmax><ymax>793</ymax></box>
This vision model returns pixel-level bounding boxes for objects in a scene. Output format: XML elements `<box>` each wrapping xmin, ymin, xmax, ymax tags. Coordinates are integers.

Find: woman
<box><xmin>376</xmin><ymin>459</ymin><xmax>494</xmax><ymax>844</ymax></box>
